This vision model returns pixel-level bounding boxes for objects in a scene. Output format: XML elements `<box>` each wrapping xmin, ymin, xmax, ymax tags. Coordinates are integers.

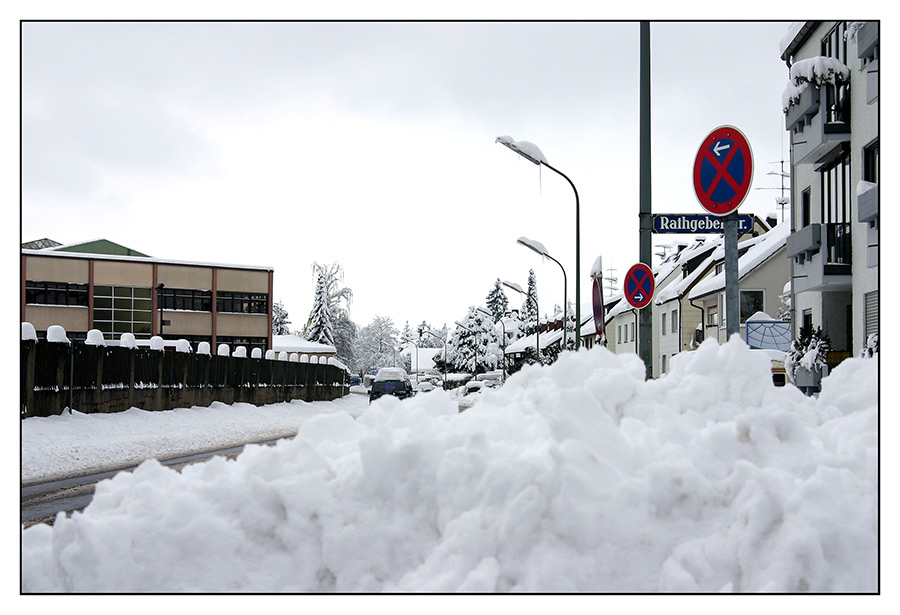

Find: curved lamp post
<box><xmin>503</xmin><ymin>280</ymin><xmax>539</xmax><ymax>363</ymax></box>
<box><xmin>496</xmin><ymin>135</ymin><xmax>581</xmax><ymax>350</ymax></box>
<box><xmin>517</xmin><ymin>236</ymin><xmax>568</xmax><ymax>350</ymax></box>
<box><xmin>476</xmin><ymin>306</ymin><xmax>506</xmax><ymax>382</ymax></box>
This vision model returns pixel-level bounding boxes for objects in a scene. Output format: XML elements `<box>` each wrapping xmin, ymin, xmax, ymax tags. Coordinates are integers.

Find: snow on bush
<box><xmin>782</xmin><ymin>56</ymin><xmax>850</xmax><ymax>112</ymax></box>
<box><xmin>46</xmin><ymin>325</ymin><xmax>69</xmax><ymax>344</ymax></box>
<box><xmin>21</xmin><ymin>322</ymin><xmax>37</xmax><ymax>341</ymax></box>
<box><xmin>20</xmin><ymin>338</ymin><xmax>877</xmax><ymax>593</ymax></box>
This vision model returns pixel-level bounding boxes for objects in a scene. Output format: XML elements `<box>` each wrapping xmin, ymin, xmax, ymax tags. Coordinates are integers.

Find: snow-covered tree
<box><xmin>446</xmin><ymin>307</ymin><xmax>503</xmax><ymax>374</ymax></box>
<box><xmin>522</xmin><ymin>269</ymin><xmax>539</xmax><ymax>333</ymax></box>
<box><xmin>485</xmin><ymin>279</ymin><xmax>509</xmax><ymax>322</ymax></box>
<box><xmin>416</xmin><ymin>321</ymin><xmax>446</xmax><ymax>348</ymax></box>
<box><xmin>272</xmin><ymin>300</ymin><xmax>291</xmax><ymax>336</ymax></box>
<box><xmin>785</xmin><ymin>325</ymin><xmax>832</xmax><ymax>381</ymax></box>
<box><xmin>401</xmin><ymin>321</ymin><xmax>413</xmax><ymax>342</ymax></box>
<box><xmin>356</xmin><ymin>315</ymin><xmax>400</xmax><ymax>374</ymax></box>
<box><xmin>305</xmin><ymin>273</ymin><xmax>334</xmax><ymax>346</ymax></box>
<box><xmin>308</xmin><ymin>261</ymin><xmax>356</xmax><ymax>365</ymax></box>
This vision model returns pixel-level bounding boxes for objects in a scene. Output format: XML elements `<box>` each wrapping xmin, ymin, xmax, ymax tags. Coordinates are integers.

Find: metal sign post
<box><xmin>693</xmin><ymin>125</ymin><xmax>754</xmax><ymax>341</ymax></box>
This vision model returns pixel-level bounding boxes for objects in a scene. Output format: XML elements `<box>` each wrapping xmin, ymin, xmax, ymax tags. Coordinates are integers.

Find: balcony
<box><xmin>858</xmin><ymin>182</ymin><xmax>879</xmax><ymax>268</ymax></box>
<box><xmin>789</xmin><ymin>223</ymin><xmax>852</xmax><ymax>293</ymax></box>
<box><xmin>858</xmin><ymin>22</ymin><xmax>879</xmax><ymax>104</ymax></box>
<box><xmin>788</xmin><ymin>83</ymin><xmax>851</xmax><ymax>166</ymax></box>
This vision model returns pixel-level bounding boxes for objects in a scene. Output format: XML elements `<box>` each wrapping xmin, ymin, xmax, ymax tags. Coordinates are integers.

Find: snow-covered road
<box><xmin>22</xmin><ymin>392</ymin><xmax>370</xmax><ymax>484</ymax></box>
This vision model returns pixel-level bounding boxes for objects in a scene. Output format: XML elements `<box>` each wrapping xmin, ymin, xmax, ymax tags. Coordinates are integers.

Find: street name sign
<box><xmin>653</xmin><ymin>213</ymin><xmax>754</xmax><ymax>234</ymax></box>
<box><xmin>693</xmin><ymin>125</ymin><xmax>754</xmax><ymax>216</ymax></box>
<box><xmin>624</xmin><ymin>263</ymin><xmax>654</xmax><ymax>310</ymax></box>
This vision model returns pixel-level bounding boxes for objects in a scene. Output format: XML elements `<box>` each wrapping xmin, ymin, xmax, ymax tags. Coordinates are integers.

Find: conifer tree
<box><xmin>485</xmin><ymin>279</ymin><xmax>509</xmax><ymax>322</ymax></box>
<box><xmin>305</xmin><ymin>272</ymin><xmax>335</xmax><ymax>346</ymax></box>
<box><xmin>522</xmin><ymin>269</ymin><xmax>539</xmax><ymax>332</ymax></box>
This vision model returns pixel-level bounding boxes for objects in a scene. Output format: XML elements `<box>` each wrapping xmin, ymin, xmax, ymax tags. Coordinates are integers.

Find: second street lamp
<box><xmin>497</xmin><ymin>135</ymin><xmax>581</xmax><ymax>350</ymax></box>
<box><xmin>517</xmin><ymin>236</ymin><xmax>568</xmax><ymax>350</ymax></box>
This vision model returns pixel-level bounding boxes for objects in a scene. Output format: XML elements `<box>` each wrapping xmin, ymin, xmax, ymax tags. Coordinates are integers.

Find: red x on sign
<box><xmin>624</xmin><ymin>263</ymin><xmax>654</xmax><ymax>309</ymax></box>
<box><xmin>693</xmin><ymin>125</ymin><xmax>753</xmax><ymax>216</ymax></box>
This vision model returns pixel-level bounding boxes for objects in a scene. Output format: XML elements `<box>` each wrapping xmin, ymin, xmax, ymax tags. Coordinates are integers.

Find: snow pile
<box><xmin>21</xmin><ymin>339</ymin><xmax>877</xmax><ymax>593</ymax></box>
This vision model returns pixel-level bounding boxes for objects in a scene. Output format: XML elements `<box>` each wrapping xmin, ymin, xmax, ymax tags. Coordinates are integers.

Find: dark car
<box><xmin>368</xmin><ymin>368</ymin><xmax>414</xmax><ymax>403</ymax></box>
<box><xmin>369</xmin><ymin>379</ymin><xmax>414</xmax><ymax>403</ymax></box>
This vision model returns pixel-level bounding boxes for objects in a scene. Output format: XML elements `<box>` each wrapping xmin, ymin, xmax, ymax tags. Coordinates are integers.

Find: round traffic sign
<box><xmin>693</xmin><ymin>125</ymin><xmax>753</xmax><ymax>216</ymax></box>
<box><xmin>624</xmin><ymin>263</ymin><xmax>654</xmax><ymax>310</ymax></box>
<box><xmin>592</xmin><ymin>278</ymin><xmax>605</xmax><ymax>337</ymax></box>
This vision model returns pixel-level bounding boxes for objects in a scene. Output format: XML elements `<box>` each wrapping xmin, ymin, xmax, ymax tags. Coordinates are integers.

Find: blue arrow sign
<box><xmin>652</xmin><ymin>214</ymin><xmax>754</xmax><ymax>234</ymax></box>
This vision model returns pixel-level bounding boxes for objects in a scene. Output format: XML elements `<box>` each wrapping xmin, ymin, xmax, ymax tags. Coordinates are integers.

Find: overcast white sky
<box><xmin>20</xmin><ymin>17</ymin><xmax>800</xmax><ymax>333</ymax></box>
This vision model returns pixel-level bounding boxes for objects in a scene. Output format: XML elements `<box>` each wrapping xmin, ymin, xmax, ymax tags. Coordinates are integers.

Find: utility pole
<box><xmin>638</xmin><ymin>21</ymin><xmax>653</xmax><ymax>378</ymax></box>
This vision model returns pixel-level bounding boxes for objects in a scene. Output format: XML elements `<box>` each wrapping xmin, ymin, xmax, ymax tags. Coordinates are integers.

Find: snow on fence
<box><xmin>21</xmin><ymin>337</ymin><xmax>349</xmax><ymax>418</ymax></box>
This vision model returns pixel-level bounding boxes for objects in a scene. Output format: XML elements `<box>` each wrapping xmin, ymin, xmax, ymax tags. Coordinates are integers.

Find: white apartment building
<box><xmin>780</xmin><ymin>21</ymin><xmax>878</xmax><ymax>357</ymax></box>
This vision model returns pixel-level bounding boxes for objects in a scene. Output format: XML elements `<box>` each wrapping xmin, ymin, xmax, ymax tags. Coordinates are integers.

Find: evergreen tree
<box><xmin>305</xmin><ymin>272</ymin><xmax>335</xmax><ymax>346</ymax></box>
<box><xmin>485</xmin><ymin>279</ymin><xmax>509</xmax><ymax>322</ymax></box>
<box><xmin>446</xmin><ymin>307</ymin><xmax>503</xmax><ymax>374</ymax></box>
<box><xmin>309</xmin><ymin>261</ymin><xmax>356</xmax><ymax>365</ymax></box>
<box><xmin>522</xmin><ymin>269</ymin><xmax>539</xmax><ymax>333</ymax></box>
<box><xmin>272</xmin><ymin>300</ymin><xmax>291</xmax><ymax>336</ymax></box>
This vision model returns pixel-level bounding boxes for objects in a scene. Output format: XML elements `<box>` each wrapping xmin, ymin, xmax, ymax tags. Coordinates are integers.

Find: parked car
<box><xmin>457</xmin><ymin>380</ymin><xmax>484</xmax><ymax>412</ymax></box>
<box><xmin>369</xmin><ymin>367</ymin><xmax>414</xmax><ymax>403</ymax></box>
<box><xmin>414</xmin><ymin>380</ymin><xmax>435</xmax><ymax>393</ymax></box>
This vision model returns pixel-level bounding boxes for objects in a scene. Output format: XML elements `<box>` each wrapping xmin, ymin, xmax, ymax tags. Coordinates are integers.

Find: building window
<box><xmin>719</xmin><ymin>290</ymin><xmax>765</xmax><ymax>326</ymax></box>
<box><xmin>25</xmin><ymin>280</ymin><xmax>89</xmax><ymax>307</ymax></box>
<box><xmin>740</xmin><ymin>290</ymin><xmax>765</xmax><ymax>324</ymax></box>
<box><xmin>217</xmin><ymin>292</ymin><xmax>268</xmax><ymax>314</ymax></box>
<box><xmin>821</xmin><ymin>152</ymin><xmax>850</xmax><ymax>225</ymax></box>
<box><xmin>708</xmin><ymin>310</ymin><xmax>718</xmax><ymax>327</ymax></box>
<box><xmin>159</xmin><ymin>288</ymin><xmax>212</xmax><ymax>312</ymax></box>
<box><xmin>661</xmin><ymin>312</ymin><xmax>667</xmax><ymax>335</ymax></box>
<box><xmin>801</xmin><ymin>188</ymin><xmax>811</xmax><ymax>227</ymax></box>
<box><xmin>661</xmin><ymin>354</ymin><xmax>667</xmax><ymax>374</ymax></box>
<box><xmin>863</xmin><ymin>140</ymin><xmax>879</xmax><ymax>183</ymax></box>
<box><xmin>671</xmin><ymin>309</ymin><xmax>678</xmax><ymax>332</ymax></box>
<box><xmin>617</xmin><ymin>325</ymin><xmax>621</xmax><ymax>343</ymax></box>
<box><xmin>865</xmin><ymin>291</ymin><xmax>878</xmax><ymax>339</ymax></box>
<box><xmin>802</xmin><ymin>310</ymin><xmax>813</xmax><ymax>333</ymax></box>
<box><xmin>93</xmin><ymin>285</ymin><xmax>153</xmax><ymax>339</ymax></box>
<box><xmin>821</xmin><ymin>22</ymin><xmax>850</xmax><ymax>124</ymax></box>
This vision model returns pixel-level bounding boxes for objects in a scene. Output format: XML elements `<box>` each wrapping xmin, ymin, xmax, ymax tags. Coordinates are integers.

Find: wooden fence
<box><xmin>21</xmin><ymin>340</ymin><xmax>349</xmax><ymax>418</ymax></box>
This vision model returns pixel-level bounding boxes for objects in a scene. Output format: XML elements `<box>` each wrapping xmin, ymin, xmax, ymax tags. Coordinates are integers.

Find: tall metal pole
<box><xmin>541</xmin><ymin>161</ymin><xmax>580</xmax><ymax>351</ymax></box>
<box><xmin>639</xmin><ymin>21</ymin><xmax>653</xmax><ymax>378</ymax></box>
<box><xmin>724</xmin><ymin>212</ymin><xmax>740</xmax><ymax>338</ymax></box>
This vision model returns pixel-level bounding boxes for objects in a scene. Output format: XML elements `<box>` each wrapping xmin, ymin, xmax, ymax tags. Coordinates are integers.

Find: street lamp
<box><xmin>517</xmin><ymin>236</ymin><xmax>569</xmax><ymax>350</ymax></box>
<box><xmin>497</xmin><ymin>135</ymin><xmax>581</xmax><ymax>350</ymax></box>
<box><xmin>502</xmin><ymin>280</ymin><xmax>539</xmax><ymax>363</ymax></box>
<box><xmin>476</xmin><ymin>307</ymin><xmax>506</xmax><ymax>382</ymax></box>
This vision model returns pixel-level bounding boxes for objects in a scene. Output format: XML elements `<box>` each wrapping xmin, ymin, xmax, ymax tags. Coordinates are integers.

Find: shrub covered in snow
<box><xmin>785</xmin><ymin>325</ymin><xmax>832</xmax><ymax>382</ymax></box>
<box><xmin>782</xmin><ymin>55</ymin><xmax>850</xmax><ymax>112</ymax></box>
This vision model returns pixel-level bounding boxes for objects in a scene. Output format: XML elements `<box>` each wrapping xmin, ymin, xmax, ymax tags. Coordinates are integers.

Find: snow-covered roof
<box><xmin>272</xmin><ymin>335</ymin><xmax>336</xmax><ymax>354</ymax></box>
<box><xmin>779</xmin><ymin>22</ymin><xmax>809</xmax><ymax>58</ymax></box>
<box><xmin>689</xmin><ymin>222</ymin><xmax>790</xmax><ymax>300</ymax></box>
<box><xmin>21</xmin><ymin>247</ymin><xmax>274</xmax><ymax>272</ymax></box>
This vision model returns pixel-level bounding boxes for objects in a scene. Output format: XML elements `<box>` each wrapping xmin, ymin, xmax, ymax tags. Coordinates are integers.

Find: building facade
<box><xmin>781</xmin><ymin>21</ymin><xmax>879</xmax><ymax>356</ymax></box>
<box><xmin>22</xmin><ymin>239</ymin><xmax>274</xmax><ymax>353</ymax></box>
